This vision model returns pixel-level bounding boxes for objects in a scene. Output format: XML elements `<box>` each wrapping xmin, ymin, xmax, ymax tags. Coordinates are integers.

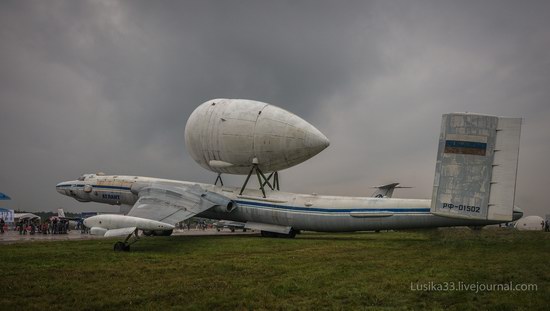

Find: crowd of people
<box><xmin>0</xmin><ymin>216</ymin><xmax>92</xmax><ymax>235</ymax></box>
<box><xmin>543</xmin><ymin>220</ymin><xmax>549</xmax><ymax>232</ymax></box>
<box><xmin>0</xmin><ymin>218</ymin><xmax>80</xmax><ymax>235</ymax></box>
<box><xmin>17</xmin><ymin>218</ymin><xmax>72</xmax><ymax>235</ymax></box>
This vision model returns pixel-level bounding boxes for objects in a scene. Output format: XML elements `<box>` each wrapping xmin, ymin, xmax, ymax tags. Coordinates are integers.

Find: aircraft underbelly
<box><xmin>199</xmin><ymin>204</ymin><xmax>504</xmax><ymax>232</ymax></box>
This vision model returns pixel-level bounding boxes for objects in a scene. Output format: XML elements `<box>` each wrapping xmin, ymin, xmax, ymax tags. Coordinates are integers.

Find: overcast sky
<box><xmin>1</xmin><ymin>0</ymin><xmax>549</xmax><ymax>218</ymax></box>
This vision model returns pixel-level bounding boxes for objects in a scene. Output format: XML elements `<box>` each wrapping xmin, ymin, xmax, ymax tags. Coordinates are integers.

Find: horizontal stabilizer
<box><xmin>431</xmin><ymin>113</ymin><xmax>521</xmax><ymax>221</ymax></box>
<box><xmin>371</xmin><ymin>183</ymin><xmax>412</xmax><ymax>198</ymax></box>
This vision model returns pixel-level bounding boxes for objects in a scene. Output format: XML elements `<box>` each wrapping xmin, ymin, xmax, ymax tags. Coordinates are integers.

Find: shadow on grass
<box><xmin>124</xmin><ymin>233</ymin><xmax>263</xmax><ymax>253</ymax></box>
<box><xmin>42</xmin><ymin>229</ymin><xmax>543</xmax><ymax>254</ymax></box>
<box><xmin>296</xmin><ymin>231</ymin><xmax>432</xmax><ymax>242</ymax></box>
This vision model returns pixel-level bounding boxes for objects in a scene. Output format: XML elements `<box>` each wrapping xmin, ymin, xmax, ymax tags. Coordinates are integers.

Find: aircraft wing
<box><xmin>126</xmin><ymin>183</ymin><xmax>234</xmax><ymax>225</ymax></box>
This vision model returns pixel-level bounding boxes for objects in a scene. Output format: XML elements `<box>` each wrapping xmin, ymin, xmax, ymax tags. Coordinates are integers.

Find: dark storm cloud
<box><xmin>0</xmin><ymin>0</ymin><xmax>549</xmax><ymax>217</ymax></box>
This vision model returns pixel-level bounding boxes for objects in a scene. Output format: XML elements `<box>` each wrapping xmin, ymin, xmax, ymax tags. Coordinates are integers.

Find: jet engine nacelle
<box><xmin>184</xmin><ymin>99</ymin><xmax>330</xmax><ymax>175</ymax></box>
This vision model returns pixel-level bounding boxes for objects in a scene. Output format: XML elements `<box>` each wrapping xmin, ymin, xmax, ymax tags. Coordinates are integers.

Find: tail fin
<box><xmin>371</xmin><ymin>183</ymin><xmax>412</xmax><ymax>198</ymax></box>
<box><xmin>431</xmin><ymin>113</ymin><xmax>521</xmax><ymax>221</ymax></box>
<box><xmin>57</xmin><ymin>208</ymin><xmax>66</xmax><ymax>218</ymax></box>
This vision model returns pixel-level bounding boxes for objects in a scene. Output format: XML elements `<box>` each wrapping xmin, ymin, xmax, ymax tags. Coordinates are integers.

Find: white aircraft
<box><xmin>56</xmin><ymin>100</ymin><xmax>523</xmax><ymax>251</ymax></box>
<box><xmin>49</xmin><ymin>208</ymin><xmax>80</xmax><ymax>228</ymax></box>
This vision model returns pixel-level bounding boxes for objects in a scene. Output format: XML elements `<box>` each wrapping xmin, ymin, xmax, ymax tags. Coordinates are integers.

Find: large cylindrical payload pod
<box><xmin>184</xmin><ymin>99</ymin><xmax>330</xmax><ymax>175</ymax></box>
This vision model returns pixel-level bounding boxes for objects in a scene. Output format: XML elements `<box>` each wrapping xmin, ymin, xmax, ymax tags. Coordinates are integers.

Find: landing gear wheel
<box><xmin>161</xmin><ymin>229</ymin><xmax>173</xmax><ymax>236</ymax></box>
<box><xmin>261</xmin><ymin>231</ymin><xmax>275</xmax><ymax>237</ymax></box>
<box><xmin>114</xmin><ymin>242</ymin><xmax>125</xmax><ymax>252</ymax></box>
<box><xmin>287</xmin><ymin>229</ymin><xmax>297</xmax><ymax>239</ymax></box>
<box><xmin>153</xmin><ymin>229</ymin><xmax>174</xmax><ymax>236</ymax></box>
<box><xmin>142</xmin><ymin>230</ymin><xmax>153</xmax><ymax>236</ymax></box>
<box><xmin>113</xmin><ymin>228</ymin><xmax>139</xmax><ymax>252</ymax></box>
<box><xmin>261</xmin><ymin>229</ymin><xmax>297</xmax><ymax>238</ymax></box>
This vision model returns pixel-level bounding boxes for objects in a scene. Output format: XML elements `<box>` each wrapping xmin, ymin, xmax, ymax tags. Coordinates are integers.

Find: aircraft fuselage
<box><xmin>56</xmin><ymin>174</ymin><xmax>522</xmax><ymax>232</ymax></box>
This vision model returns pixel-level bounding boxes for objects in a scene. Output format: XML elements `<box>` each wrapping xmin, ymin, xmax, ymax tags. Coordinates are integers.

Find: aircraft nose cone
<box><xmin>55</xmin><ymin>182</ymin><xmax>67</xmax><ymax>194</ymax></box>
<box><xmin>83</xmin><ymin>218</ymin><xmax>90</xmax><ymax>228</ymax></box>
<box><xmin>305</xmin><ymin>126</ymin><xmax>330</xmax><ymax>151</ymax></box>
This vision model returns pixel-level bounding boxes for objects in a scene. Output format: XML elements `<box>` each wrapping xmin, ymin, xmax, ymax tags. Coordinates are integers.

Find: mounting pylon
<box><xmin>214</xmin><ymin>173</ymin><xmax>224</xmax><ymax>186</ymax></box>
<box><xmin>239</xmin><ymin>158</ymin><xmax>280</xmax><ymax>198</ymax></box>
<box><xmin>262</xmin><ymin>171</ymin><xmax>280</xmax><ymax>191</ymax></box>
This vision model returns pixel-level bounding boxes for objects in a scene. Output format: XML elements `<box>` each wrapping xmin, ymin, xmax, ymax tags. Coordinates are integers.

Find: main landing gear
<box><xmin>142</xmin><ymin>229</ymin><xmax>173</xmax><ymax>237</ymax></box>
<box><xmin>114</xmin><ymin>229</ymin><xmax>174</xmax><ymax>252</ymax></box>
<box><xmin>113</xmin><ymin>229</ymin><xmax>140</xmax><ymax>252</ymax></box>
<box><xmin>260</xmin><ymin>229</ymin><xmax>298</xmax><ymax>239</ymax></box>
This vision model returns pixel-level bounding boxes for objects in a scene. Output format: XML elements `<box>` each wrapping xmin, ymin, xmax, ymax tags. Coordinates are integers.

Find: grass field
<box><xmin>1</xmin><ymin>229</ymin><xmax>548</xmax><ymax>310</ymax></box>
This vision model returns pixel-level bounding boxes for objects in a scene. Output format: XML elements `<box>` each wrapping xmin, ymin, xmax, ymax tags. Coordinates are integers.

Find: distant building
<box><xmin>0</xmin><ymin>193</ymin><xmax>14</xmax><ymax>223</ymax></box>
<box><xmin>0</xmin><ymin>208</ymin><xmax>14</xmax><ymax>223</ymax></box>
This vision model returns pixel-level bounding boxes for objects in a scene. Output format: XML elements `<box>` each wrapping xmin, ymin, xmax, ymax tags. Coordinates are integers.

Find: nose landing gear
<box><xmin>114</xmin><ymin>241</ymin><xmax>130</xmax><ymax>252</ymax></box>
<box><xmin>113</xmin><ymin>228</ymin><xmax>139</xmax><ymax>252</ymax></box>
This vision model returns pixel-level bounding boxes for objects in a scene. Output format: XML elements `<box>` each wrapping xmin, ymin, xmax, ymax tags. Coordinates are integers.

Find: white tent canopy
<box><xmin>514</xmin><ymin>216</ymin><xmax>544</xmax><ymax>231</ymax></box>
<box><xmin>14</xmin><ymin>213</ymin><xmax>40</xmax><ymax>221</ymax></box>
